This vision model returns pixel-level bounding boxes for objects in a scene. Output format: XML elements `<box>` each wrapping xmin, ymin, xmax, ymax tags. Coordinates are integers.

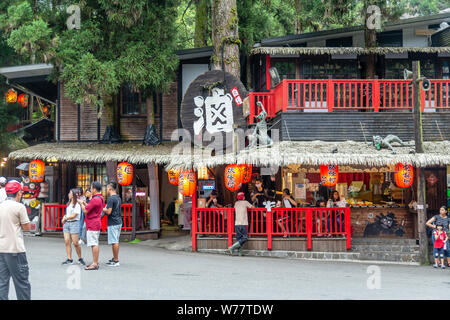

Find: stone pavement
<box><xmin>5</xmin><ymin>236</ymin><xmax>450</xmax><ymax>300</ymax></box>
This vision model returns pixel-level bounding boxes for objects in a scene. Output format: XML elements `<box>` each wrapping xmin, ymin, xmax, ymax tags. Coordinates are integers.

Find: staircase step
<box><xmin>351</xmin><ymin>244</ymin><xmax>419</xmax><ymax>254</ymax></box>
<box><xmin>352</xmin><ymin>238</ymin><xmax>417</xmax><ymax>246</ymax></box>
<box><xmin>358</xmin><ymin>252</ymin><xmax>420</xmax><ymax>263</ymax></box>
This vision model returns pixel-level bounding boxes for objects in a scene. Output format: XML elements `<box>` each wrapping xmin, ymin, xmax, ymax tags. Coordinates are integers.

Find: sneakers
<box><xmin>106</xmin><ymin>260</ymin><xmax>120</xmax><ymax>267</ymax></box>
<box><xmin>62</xmin><ymin>259</ymin><xmax>73</xmax><ymax>265</ymax></box>
<box><xmin>442</xmin><ymin>265</ymin><xmax>446</xmax><ymax>269</ymax></box>
<box><xmin>433</xmin><ymin>263</ymin><xmax>439</xmax><ymax>268</ymax></box>
<box><xmin>78</xmin><ymin>239</ymin><xmax>85</xmax><ymax>245</ymax></box>
<box><xmin>78</xmin><ymin>258</ymin><xmax>86</xmax><ymax>266</ymax></box>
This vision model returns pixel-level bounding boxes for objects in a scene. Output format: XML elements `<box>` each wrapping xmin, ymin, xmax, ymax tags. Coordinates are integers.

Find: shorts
<box><xmin>107</xmin><ymin>224</ymin><xmax>122</xmax><ymax>244</ymax></box>
<box><xmin>434</xmin><ymin>247</ymin><xmax>445</xmax><ymax>258</ymax></box>
<box><xmin>63</xmin><ymin>220</ymin><xmax>80</xmax><ymax>234</ymax></box>
<box><xmin>86</xmin><ymin>230</ymin><xmax>100</xmax><ymax>247</ymax></box>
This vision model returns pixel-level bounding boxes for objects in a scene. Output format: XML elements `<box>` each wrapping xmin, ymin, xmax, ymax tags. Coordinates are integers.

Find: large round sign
<box><xmin>180</xmin><ymin>70</ymin><xmax>248</xmax><ymax>150</ymax></box>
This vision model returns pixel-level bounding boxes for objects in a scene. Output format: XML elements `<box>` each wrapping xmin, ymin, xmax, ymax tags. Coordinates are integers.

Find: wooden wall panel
<box><xmin>80</xmin><ymin>104</ymin><xmax>98</xmax><ymax>140</ymax></box>
<box><xmin>161</xmin><ymin>81</ymin><xmax>178</xmax><ymax>141</ymax></box>
<box><xmin>120</xmin><ymin>117</ymin><xmax>147</xmax><ymax>141</ymax></box>
<box><xmin>59</xmin><ymin>83</ymin><xmax>78</xmax><ymax>141</ymax></box>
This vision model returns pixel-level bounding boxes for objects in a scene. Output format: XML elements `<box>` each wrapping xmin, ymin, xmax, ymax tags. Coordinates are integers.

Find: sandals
<box><xmin>85</xmin><ymin>264</ymin><xmax>99</xmax><ymax>270</ymax></box>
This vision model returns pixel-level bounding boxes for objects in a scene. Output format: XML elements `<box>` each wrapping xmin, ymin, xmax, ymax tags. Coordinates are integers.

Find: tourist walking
<box><xmin>61</xmin><ymin>189</ymin><xmax>85</xmax><ymax>265</ymax></box>
<box><xmin>228</xmin><ymin>192</ymin><xmax>254</xmax><ymax>256</ymax></box>
<box><xmin>78</xmin><ymin>181</ymin><xmax>104</xmax><ymax>270</ymax></box>
<box><xmin>103</xmin><ymin>182</ymin><xmax>122</xmax><ymax>267</ymax></box>
<box><xmin>0</xmin><ymin>181</ymin><xmax>31</xmax><ymax>300</ymax></box>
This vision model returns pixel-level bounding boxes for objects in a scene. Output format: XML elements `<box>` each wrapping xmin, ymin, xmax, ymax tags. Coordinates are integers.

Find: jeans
<box><xmin>326</xmin><ymin>211</ymin><xmax>345</xmax><ymax>234</ymax></box>
<box><xmin>0</xmin><ymin>252</ymin><xmax>31</xmax><ymax>300</ymax></box>
<box><xmin>235</xmin><ymin>225</ymin><xmax>248</xmax><ymax>246</ymax></box>
<box><xmin>79</xmin><ymin>212</ymin><xmax>86</xmax><ymax>242</ymax></box>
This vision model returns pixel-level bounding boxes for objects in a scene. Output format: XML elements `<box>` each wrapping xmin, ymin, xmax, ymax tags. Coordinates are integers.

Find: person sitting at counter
<box><xmin>206</xmin><ymin>190</ymin><xmax>225</xmax><ymax>234</ymax></box>
<box><xmin>282</xmin><ymin>189</ymin><xmax>297</xmax><ymax>208</ymax></box>
<box><xmin>326</xmin><ymin>190</ymin><xmax>346</xmax><ymax>236</ymax></box>
<box><xmin>426</xmin><ymin>206</ymin><xmax>450</xmax><ymax>266</ymax></box>
<box><xmin>251</xmin><ymin>178</ymin><xmax>267</xmax><ymax>208</ymax></box>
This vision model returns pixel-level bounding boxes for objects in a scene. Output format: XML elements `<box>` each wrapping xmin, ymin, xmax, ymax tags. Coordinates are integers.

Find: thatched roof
<box><xmin>251</xmin><ymin>46</ymin><xmax>450</xmax><ymax>56</ymax></box>
<box><xmin>9</xmin><ymin>140</ymin><xmax>450</xmax><ymax>169</ymax></box>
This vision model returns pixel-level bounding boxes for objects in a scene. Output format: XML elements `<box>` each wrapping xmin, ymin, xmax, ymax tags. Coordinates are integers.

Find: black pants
<box><xmin>235</xmin><ymin>225</ymin><xmax>248</xmax><ymax>246</ymax></box>
<box><xmin>0</xmin><ymin>252</ymin><xmax>31</xmax><ymax>300</ymax></box>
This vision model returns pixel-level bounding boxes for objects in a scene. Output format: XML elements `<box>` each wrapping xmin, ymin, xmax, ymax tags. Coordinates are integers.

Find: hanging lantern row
<box><xmin>117</xmin><ymin>162</ymin><xmax>133</xmax><ymax>186</ymax></box>
<box><xmin>394</xmin><ymin>163</ymin><xmax>413</xmax><ymax>188</ymax></box>
<box><xmin>178</xmin><ymin>170</ymin><xmax>196</xmax><ymax>197</ymax></box>
<box><xmin>18</xmin><ymin>93</ymin><xmax>28</xmax><ymax>108</ymax></box>
<box><xmin>29</xmin><ymin>160</ymin><xmax>45</xmax><ymax>183</ymax></box>
<box><xmin>224</xmin><ymin>164</ymin><xmax>253</xmax><ymax>191</ymax></box>
<box><xmin>168</xmin><ymin>168</ymin><xmax>181</xmax><ymax>185</ymax></box>
<box><xmin>198</xmin><ymin>167</ymin><xmax>209</xmax><ymax>180</ymax></box>
<box><xmin>5</xmin><ymin>89</ymin><xmax>17</xmax><ymax>103</ymax></box>
<box><xmin>320</xmin><ymin>164</ymin><xmax>339</xmax><ymax>187</ymax></box>
<box><xmin>225</xmin><ymin>164</ymin><xmax>243</xmax><ymax>191</ymax></box>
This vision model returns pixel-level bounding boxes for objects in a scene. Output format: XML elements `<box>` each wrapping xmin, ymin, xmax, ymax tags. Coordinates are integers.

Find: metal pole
<box><xmin>413</xmin><ymin>60</ymin><xmax>428</xmax><ymax>265</ymax></box>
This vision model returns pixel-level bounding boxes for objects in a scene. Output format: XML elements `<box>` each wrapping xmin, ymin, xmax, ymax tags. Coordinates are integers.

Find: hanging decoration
<box><xmin>18</xmin><ymin>93</ymin><xmax>28</xmax><ymax>108</ymax></box>
<box><xmin>225</xmin><ymin>164</ymin><xmax>243</xmax><ymax>191</ymax></box>
<box><xmin>117</xmin><ymin>162</ymin><xmax>133</xmax><ymax>186</ymax></box>
<box><xmin>394</xmin><ymin>163</ymin><xmax>413</xmax><ymax>188</ymax></box>
<box><xmin>320</xmin><ymin>164</ymin><xmax>339</xmax><ymax>187</ymax></box>
<box><xmin>5</xmin><ymin>89</ymin><xmax>17</xmax><ymax>103</ymax></box>
<box><xmin>178</xmin><ymin>169</ymin><xmax>196</xmax><ymax>197</ymax></box>
<box><xmin>239</xmin><ymin>164</ymin><xmax>252</xmax><ymax>184</ymax></box>
<box><xmin>197</xmin><ymin>167</ymin><xmax>209</xmax><ymax>180</ymax></box>
<box><xmin>168</xmin><ymin>168</ymin><xmax>181</xmax><ymax>185</ymax></box>
<box><xmin>29</xmin><ymin>160</ymin><xmax>45</xmax><ymax>183</ymax></box>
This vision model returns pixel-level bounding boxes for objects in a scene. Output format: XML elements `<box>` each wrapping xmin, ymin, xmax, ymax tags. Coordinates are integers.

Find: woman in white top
<box><xmin>61</xmin><ymin>189</ymin><xmax>85</xmax><ymax>265</ymax></box>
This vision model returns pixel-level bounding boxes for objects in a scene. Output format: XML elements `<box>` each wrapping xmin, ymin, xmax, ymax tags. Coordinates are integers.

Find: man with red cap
<box><xmin>0</xmin><ymin>180</ymin><xmax>31</xmax><ymax>300</ymax></box>
<box><xmin>228</xmin><ymin>192</ymin><xmax>254</xmax><ymax>256</ymax></box>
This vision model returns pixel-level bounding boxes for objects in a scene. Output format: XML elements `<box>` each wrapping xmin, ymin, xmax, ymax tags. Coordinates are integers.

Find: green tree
<box><xmin>1</xmin><ymin>0</ymin><xmax>180</xmax><ymax>118</ymax></box>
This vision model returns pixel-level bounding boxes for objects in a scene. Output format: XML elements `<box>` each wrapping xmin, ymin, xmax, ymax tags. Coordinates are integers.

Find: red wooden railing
<box><xmin>192</xmin><ymin>207</ymin><xmax>351</xmax><ymax>251</ymax></box>
<box><xmin>247</xmin><ymin>79</ymin><xmax>450</xmax><ymax>123</ymax></box>
<box><xmin>43</xmin><ymin>204</ymin><xmax>134</xmax><ymax>232</ymax></box>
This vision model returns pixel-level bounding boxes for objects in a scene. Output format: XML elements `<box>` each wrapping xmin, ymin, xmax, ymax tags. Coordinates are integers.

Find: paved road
<box><xmin>5</xmin><ymin>236</ymin><xmax>450</xmax><ymax>300</ymax></box>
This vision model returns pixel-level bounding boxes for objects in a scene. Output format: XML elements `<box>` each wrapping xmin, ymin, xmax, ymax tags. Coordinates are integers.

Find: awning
<box><xmin>251</xmin><ymin>46</ymin><xmax>450</xmax><ymax>56</ymax></box>
<box><xmin>8</xmin><ymin>140</ymin><xmax>450</xmax><ymax>169</ymax></box>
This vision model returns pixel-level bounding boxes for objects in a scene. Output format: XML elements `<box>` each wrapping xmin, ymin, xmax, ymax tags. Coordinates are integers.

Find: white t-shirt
<box><xmin>0</xmin><ymin>188</ymin><xmax>7</xmax><ymax>204</ymax></box>
<box><xmin>283</xmin><ymin>198</ymin><xmax>293</xmax><ymax>208</ymax></box>
<box><xmin>65</xmin><ymin>203</ymin><xmax>81</xmax><ymax>221</ymax></box>
<box><xmin>0</xmin><ymin>199</ymin><xmax>30</xmax><ymax>253</ymax></box>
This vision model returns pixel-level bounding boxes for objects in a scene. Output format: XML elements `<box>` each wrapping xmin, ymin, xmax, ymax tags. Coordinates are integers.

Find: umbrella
<box><xmin>16</xmin><ymin>162</ymin><xmax>29</xmax><ymax>171</ymax></box>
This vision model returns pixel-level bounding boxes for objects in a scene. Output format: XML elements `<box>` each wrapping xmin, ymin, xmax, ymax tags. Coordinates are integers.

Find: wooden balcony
<box><xmin>248</xmin><ymin>79</ymin><xmax>450</xmax><ymax>124</ymax></box>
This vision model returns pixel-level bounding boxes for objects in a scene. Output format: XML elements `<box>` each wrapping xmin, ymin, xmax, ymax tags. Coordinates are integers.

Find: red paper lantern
<box><xmin>239</xmin><ymin>164</ymin><xmax>252</xmax><ymax>184</ymax></box>
<box><xmin>320</xmin><ymin>164</ymin><xmax>338</xmax><ymax>187</ymax></box>
<box><xmin>18</xmin><ymin>93</ymin><xmax>28</xmax><ymax>108</ymax></box>
<box><xmin>168</xmin><ymin>168</ymin><xmax>181</xmax><ymax>185</ymax></box>
<box><xmin>394</xmin><ymin>163</ymin><xmax>413</xmax><ymax>188</ymax></box>
<box><xmin>5</xmin><ymin>89</ymin><xmax>17</xmax><ymax>103</ymax></box>
<box><xmin>225</xmin><ymin>164</ymin><xmax>243</xmax><ymax>191</ymax></box>
<box><xmin>117</xmin><ymin>162</ymin><xmax>133</xmax><ymax>186</ymax></box>
<box><xmin>29</xmin><ymin>160</ymin><xmax>45</xmax><ymax>183</ymax></box>
<box><xmin>178</xmin><ymin>169</ymin><xmax>196</xmax><ymax>197</ymax></box>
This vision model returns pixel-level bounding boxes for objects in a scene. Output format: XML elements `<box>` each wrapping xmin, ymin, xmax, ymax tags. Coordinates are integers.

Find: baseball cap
<box><xmin>0</xmin><ymin>177</ymin><xmax>6</xmax><ymax>184</ymax></box>
<box><xmin>5</xmin><ymin>181</ymin><xmax>22</xmax><ymax>194</ymax></box>
<box><xmin>237</xmin><ymin>192</ymin><xmax>245</xmax><ymax>200</ymax></box>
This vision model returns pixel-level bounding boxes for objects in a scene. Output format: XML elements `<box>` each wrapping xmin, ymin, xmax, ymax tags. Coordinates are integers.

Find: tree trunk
<box><xmin>364</xmin><ymin>3</ymin><xmax>377</xmax><ymax>79</ymax></box>
<box><xmin>146</xmin><ymin>96</ymin><xmax>154</xmax><ymax>125</ymax></box>
<box><xmin>211</xmin><ymin>0</ymin><xmax>240</xmax><ymax>78</ymax></box>
<box><xmin>194</xmin><ymin>0</ymin><xmax>208</xmax><ymax>48</ymax></box>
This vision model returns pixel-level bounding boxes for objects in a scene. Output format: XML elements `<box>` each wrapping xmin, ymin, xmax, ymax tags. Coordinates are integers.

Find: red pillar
<box><xmin>191</xmin><ymin>171</ymin><xmax>198</xmax><ymax>252</ymax></box>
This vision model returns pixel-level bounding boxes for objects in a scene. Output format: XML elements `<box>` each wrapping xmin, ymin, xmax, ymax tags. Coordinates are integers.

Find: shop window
<box><xmin>326</xmin><ymin>36</ymin><xmax>352</xmax><ymax>47</ymax></box>
<box><xmin>384</xmin><ymin>60</ymin><xmax>410</xmax><ymax>79</ymax></box>
<box><xmin>302</xmin><ymin>59</ymin><xmax>358</xmax><ymax>79</ymax></box>
<box><xmin>271</xmin><ymin>61</ymin><xmax>297</xmax><ymax>80</ymax></box>
<box><xmin>120</xmin><ymin>83</ymin><xmax>146</xmax><ymax>116</ymax></box>
<box><xmin>377</xmin><ymin>30</ymin><xmax>403</xmax><ymax>47</ymax></box>
<box><xmin>76</xmin><ymin>164</ymin><xmax>108</xmax><ymax>199</ymax></box>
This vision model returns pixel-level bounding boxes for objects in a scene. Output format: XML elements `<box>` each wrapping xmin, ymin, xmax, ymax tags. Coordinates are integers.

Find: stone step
<box><xmin>358</xmin><ymin>252</ymin><xmax>420</xmax><ymax>263</ymax></box>
<box><xmin>351</xmin><ymin>238</ymin><xmax>418</xmax><ymax>246</ymax></box>
<box><xmin>351</xmin><ymin>244</ymin><xmax>419</xmax><ymax>254</ymax></box>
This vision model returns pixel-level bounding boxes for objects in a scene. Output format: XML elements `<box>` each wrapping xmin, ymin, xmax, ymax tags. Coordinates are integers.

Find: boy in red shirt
<box><xmin>433</xmin><ymin>223</ymin><xmax>448</xmax><ymax>269</ymax></box>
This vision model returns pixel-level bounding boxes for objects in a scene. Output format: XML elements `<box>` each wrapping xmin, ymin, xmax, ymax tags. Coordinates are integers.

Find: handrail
<box><xmin>247</xmin><ymin>79</ymin><xmax>450</xmax><ymax>123</ymax></box>
<box><xmin>192</xmin><ymin>207</ymin><xmax>352</xmax><ymax>252</ymax></box>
